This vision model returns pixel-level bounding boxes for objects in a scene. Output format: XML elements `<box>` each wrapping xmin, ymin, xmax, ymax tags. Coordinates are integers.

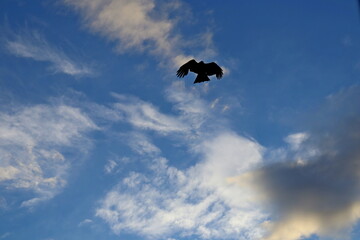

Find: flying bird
<box><xmin>176</xmin><ymin>59</ymin><xmax>223</xmax><ymax>84</ymax></box>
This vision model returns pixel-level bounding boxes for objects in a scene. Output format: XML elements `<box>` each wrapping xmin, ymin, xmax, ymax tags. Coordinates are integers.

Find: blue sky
<box><xmin>1</xmin><ymin>1</ymin><xmax>360</xmax><ymax>240</ymax></box>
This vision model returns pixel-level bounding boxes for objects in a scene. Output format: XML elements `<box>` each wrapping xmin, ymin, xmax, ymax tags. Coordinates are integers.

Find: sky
<box><xmin>0</xmin><ymin>0</ymin><xmax>360</xmax><ymax>240</ymax></box>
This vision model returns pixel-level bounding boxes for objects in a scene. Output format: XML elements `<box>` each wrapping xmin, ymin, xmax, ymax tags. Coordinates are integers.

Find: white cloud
<box><xmin>104</xmin><ymin>155</ymin><xmax>130</xmax><ymax>174</ymax></box>
<box><xmin>104</xmin><ymin>159</ymin><xmax>118</xmax><ymax>174</ymax></box>
<box><xmin>6</xmin><ymin>30</ymin><xmax>93</xmax><ymax>76</ymax></box>
<box><xmin>0</xmin><ymin>166</ymin><xmax>20</xmax><ymax>181</ymax></box>
<box><xmin>210</xmin><ymin>98</ymin><xmax>220</xmax><ymax>109</ymax></box>
<box><xmin>96</xmin><ymin>132</ymin><xmax>266</xmax><ymax>239</ymax></box>
<box><xmin>198</xmin><ymin>132</ymin><xmax>263</xmax><ymax>184</ymax></box>
<box><xmin>62</xmin><ymin>0</ymin><xmax>217</xmax><ymax>67</ymax></box>
<box><xmin>127</xmin><ymin>132</ymin><xmax>161</xmax><ymax>156</ymax></box>
<box><xmin>63</xmin><ymin>0</ymin><xmax>187</xmax><ymax>65</ymax></box>
<box><xmin>112</xmin><ymin>93</ymin><xmax>188</xmax><ymax>134</ymax></box>
<box><xmin>96</xmin><ymin>86</ymin><xmax>267</xmax><ymax>239</ymax></box>
<box><xmin>210</xmin><ymin>97</ymin><xmax>239</xmax><ymax>114</ymax></box>
<box><xmin>56</xmin><ymin>2</ymin><xmax>252</xmax><ymax>238</ymax></box>
<box><xmin>78</xmin><ymin>218</ymin><xmax>93</xmax><ymax>227</ymax></box>
<box><xmin>0</xmin><ymin>104</ymin><xmax>97</xmax><ymax>207</ymax></box>
<box><xmin>284</xmin><ymin>132</ymin><xmax>309</xmax><ymax>150</ymax></box>
<box><xmin>166</xmin><ymin>81</ymin><xmax>208</xmax><ymax>115</ymax></box>
<box><xmin>165</xmin><ymin>81</ymin><xmax>210</xmax><ymax>131</ymax></box>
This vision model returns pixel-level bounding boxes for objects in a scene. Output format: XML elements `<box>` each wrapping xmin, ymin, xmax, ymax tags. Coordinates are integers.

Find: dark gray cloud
<box><xmin>258</xmin><ymin>86</ymin><xmax>360</xmax><ymax>240</ymax></box>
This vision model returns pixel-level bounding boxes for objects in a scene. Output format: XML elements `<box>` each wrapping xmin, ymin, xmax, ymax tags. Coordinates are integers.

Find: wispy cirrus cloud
<box><xmin>127</xmin><ymin>132</ymin><xmax>161</xmax><ymax>156</ymax></box>
<box><xmin>111</xmin><ymin>93</ymin><xmax>188</xmax><ymax>134</ymax></box>
<box><xmin>5</xmin><ymin>30</ymin><xmax>93</xmax><ymax>76</ymax></box>
<box><xmin>97</xmin><ymin>134</ymin><xmax>265</xmax><ymax>239</ymax></box>
<box><xmin>95</xmin><ymin>84</ymin><xmax>267</xmax><ymax>239</ymax></box>
<box><xmin>78</xmin><ymin>218</ymin><xmax>93</xmax><ymax>227</ymax></box>
<box><xmin>0</xmin><ymin>232</ymin><xmax>11</xmax><ymax>239</ymax></box>
<box><xmin>0</xmin><ymin>103</ymin><xmax>98</xmax><ymax>207</ymax></box>
<box><xmin>104</xmin><ymin>155</ymin><xmax>130</xmax><ymax>174</ymax></box>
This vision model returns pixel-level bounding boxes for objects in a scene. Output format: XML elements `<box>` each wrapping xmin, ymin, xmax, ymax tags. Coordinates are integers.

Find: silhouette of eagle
<box><xmin>176</xmin><ymin>59</ymin><xmax>223</xmax><ymax>84</ymax></box>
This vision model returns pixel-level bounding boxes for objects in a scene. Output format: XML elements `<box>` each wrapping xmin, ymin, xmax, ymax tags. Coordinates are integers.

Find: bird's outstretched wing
<box><xmin>205</xmin><ymin>62</ymin><xmax>223</xmax><ymax>79</ymax></box>
<box><xmin>176</xmin><ymin>59</ymin><xmax>198</xmax><ymax>78</ymax></box>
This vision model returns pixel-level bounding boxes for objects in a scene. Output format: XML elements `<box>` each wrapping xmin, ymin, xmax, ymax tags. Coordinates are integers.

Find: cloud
<box><xmin>95</xmin><ymin>84</ymin><xmax>360</xmax><ymax>240</ymax></box>
<box><xmin>5</xmin><ymin>30</ymin><xmax>93</xmax><ymax>76</ymax></box>
<box><xmin>104</xmin><ymin>159</ymin><xmax>118</xmax><ymax>174</ymax></box>
<box><xmin>78</xmin><ymin>218</ymin><xmax>93</xmax><ymax>227</ymax></box>
<box><xmin>62</xmin><ymin>0</ymin><xmax>217</xmax><ymax>67</ymax></box>
<box><xmin>127</xmin><ymin>132</ymin><xmax>161</xmax><ymax>155</ymax></box>
<box><xmin>104</xmin><ymin>155</ymin><xmax>130</xmax><ymax>174</ymax></box>
<box><xmin>0</xmin><ymin>103</ymin><xmax>97</xmax><ymax>207</ymax></box>
<box><xmin>284</xmin><ymin>132</ymin><xmax>309</xmax><ymax>150</ymax></box>
<box><xmin>0</xmin><ymin>232</ymin><xmax>11</xmax><ymax>239</ymax></box>
<box><xmin>164</xmin><ymin>81</ymin><xmax>222</xmax><ymax>137</ymax></box>
<box><xmin>232</xmin><ymin>86</ymin><xmax>360</xmax><ymax>240</ymax></box>
<box><xmin>96</xmin><ymin>85</ymin><xmax>267</xmax><ymax>239</ymax></box>
<box><xmin>52</xmin><ymin>1</ymin><xmax>359</xmax><ymax>238</ymax></box>
<box><xmin>97</xmin><ymin>138</ymin><xmax>265</xmax><ymax>239</ymax></box>
<box><xmin>55</xmin><ymin>2</ymin><xmax>257</xmax><ymax>238</ymax></box>
<box><xmin>111</xmin><ymin>93</ymin><xmax>188</xmax><ymax>134</ymax></box>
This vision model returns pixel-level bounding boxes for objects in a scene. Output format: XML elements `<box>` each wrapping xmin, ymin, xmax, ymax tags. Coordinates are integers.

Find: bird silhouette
<box><xmin>176</xmin><ymin>59</ymin><xmax>223</xmax><ymax>84</ymax></box>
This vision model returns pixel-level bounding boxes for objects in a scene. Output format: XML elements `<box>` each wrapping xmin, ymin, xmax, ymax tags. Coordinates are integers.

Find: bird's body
<box><xmin>176</xmin><ymin>59</ymin><xmax>223</xmax><ymax>83</ymax></box>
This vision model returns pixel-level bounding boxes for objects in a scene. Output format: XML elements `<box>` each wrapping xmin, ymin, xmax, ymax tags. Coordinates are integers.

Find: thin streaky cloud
<box><xmin>78</xmin><ymin>219</ymin><xmax>93</xmax><ymax>227</ymax></box>
<box><xmin>0</xmin><ymin>232</ymin><xmax>11</xmax><ymax>239</ymax></box>
<box><xmin>95</xmin><ymin>86</ymin><xmax>267</xmax><ymax>239</ymax></box>
<box><xmin>0</xmin><ymin>103</ymin><xmax>98</xmax><ymax>207</ymax></box>
<box><xmin>104</xmin><ymin>155</ymin><xmax>129</xmax><ymax>174</ymax></box>
<box><xmin>95</xmin><ymin>84</ymin><xmax>360</xmax><ymax>240</ymax></box>
<box><xmin>127</xmin><ymin>132</ymin><xmax>161</xmax><ymax>156</ymax></box>
<box><xmin>6</xmin><ymin>30</ymin><xmax>93</xmax><ymax>76</ymax></box>
<box><xmin>104</xmin><ymin>159</ymin><xmax>118</xmax><ymax>174</ymax></box>
<box><xmin>96</xmin><ymin>133</ymin><xmax>266</xmax><ymax>239</ymax></box>
<box><xmin>111</xmin><ymin>93</ymin><xmax>188</xmax><ymax>134</ymax></box>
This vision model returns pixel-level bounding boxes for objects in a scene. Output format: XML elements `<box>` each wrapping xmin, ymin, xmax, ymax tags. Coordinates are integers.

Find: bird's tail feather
<box><xmin>194</xmin><ymin>74</ymin><xmax>210</xmax><ymax>84</ymax></box>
